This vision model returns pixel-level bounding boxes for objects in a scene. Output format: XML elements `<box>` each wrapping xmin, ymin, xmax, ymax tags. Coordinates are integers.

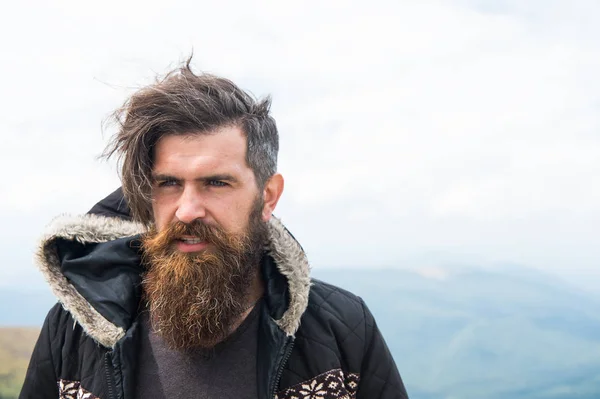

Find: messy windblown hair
<box><xmin>103</xmin><ymin>58</ymin><xmax>279</xmax><ymax>225</ymax></box>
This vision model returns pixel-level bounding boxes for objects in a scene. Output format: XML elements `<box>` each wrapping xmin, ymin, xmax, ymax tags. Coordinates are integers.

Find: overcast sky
<box><xmin>1</xmin><ymin>0</ymin><xmax>598</xmax><ymax>292</ymax></box>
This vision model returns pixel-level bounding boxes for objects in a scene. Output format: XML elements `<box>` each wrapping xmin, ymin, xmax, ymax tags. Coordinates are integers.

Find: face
<box><xmin>151</xmin><ymin>125</ymin><xmax>281</xmax><ymax>249</ymax></box>
<box><xmin>140</xmin><ymin>126</ymin><xmax>283</xmax><ymax>351</ymax></box>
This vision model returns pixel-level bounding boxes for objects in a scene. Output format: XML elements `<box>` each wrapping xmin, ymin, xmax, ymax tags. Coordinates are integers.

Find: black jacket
<box><xmin>20</xmin><ymin>189</ymin><xmax>408</xmax><ymax>399</ymax></box>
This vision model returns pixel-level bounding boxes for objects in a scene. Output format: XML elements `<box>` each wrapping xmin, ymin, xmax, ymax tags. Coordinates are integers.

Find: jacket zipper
<box><xmin>104</xmin><ymin>352</ymin><xmax>116</xmax><ymax>399</ymax></box>
<box><xmin>270</xmin><ymin>339</ymin><xmax>294</xmax><ymax>398</ymax></box>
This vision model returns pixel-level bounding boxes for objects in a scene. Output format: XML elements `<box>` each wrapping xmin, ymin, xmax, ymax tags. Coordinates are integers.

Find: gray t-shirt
<box><xmin>134</xmin><ymin>302</ymin><xmax>261</xmax><ymax>399</ymax></box>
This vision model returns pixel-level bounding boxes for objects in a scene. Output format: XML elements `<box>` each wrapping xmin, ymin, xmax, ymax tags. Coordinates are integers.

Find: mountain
<box><xmin>312</xmin><ymin>267</ymin><xmax>600</xmax><ymax>399</ymax></box>
<box><xmin>2</xmin><ymin>266</ymin><xmax>599</xmax><ymax>398</ymax></box>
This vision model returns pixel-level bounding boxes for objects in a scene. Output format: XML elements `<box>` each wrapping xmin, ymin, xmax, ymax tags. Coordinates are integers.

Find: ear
<box><xmin>261</xmin><ymin>173</ymin><xmax>284</xmax><ymax>221</ymax></box>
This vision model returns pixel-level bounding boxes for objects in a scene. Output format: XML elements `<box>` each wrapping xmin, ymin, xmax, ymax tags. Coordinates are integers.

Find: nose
<box><xmin>174</xmin><ymin>186</ymin><xmax>207</xmax><ymax>224</ymax></box>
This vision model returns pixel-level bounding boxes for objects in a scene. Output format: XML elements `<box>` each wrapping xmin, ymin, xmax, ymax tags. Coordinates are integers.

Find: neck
<box><xmin>231</xmin><ymin>267</ymin><xmax>265</xmax><ymax>331</ymax></box>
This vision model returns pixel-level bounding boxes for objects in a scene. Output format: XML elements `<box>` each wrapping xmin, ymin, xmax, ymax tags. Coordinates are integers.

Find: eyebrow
<box><xmin>152</xmin><ymin>173</ymin><xmax>239</xmax><ymax>184</ymax></box>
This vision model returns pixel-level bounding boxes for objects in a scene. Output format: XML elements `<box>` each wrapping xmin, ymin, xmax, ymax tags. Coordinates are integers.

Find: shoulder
<box><xmin>300</xmin><ymin>278</ymin><xmax>368</xmax><ymax>335</ymax></box>
<box><xmin>42</xmin><ymin>302</ymin><xmax>90</xmax><ymax>348</ymax></box>
<box><xmin>44</xmin><ymin>302</ymin><xmax>73</xmax><ymax>331</ymax></box>
<box><xmin>308</xmin><ymin>278</ymin><xmax>365</xmax><ymax>314</ymax></box>
<box><xmin>291</xmin><ymin>279</ymin><xmax>370</xmax><ymax>373</ymax></box>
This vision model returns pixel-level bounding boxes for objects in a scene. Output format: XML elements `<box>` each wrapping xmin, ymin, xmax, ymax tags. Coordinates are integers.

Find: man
<box><xmin>20</xmin><ymin>61</ymin><xmax>408</xmax><ymax>399</ymax></box>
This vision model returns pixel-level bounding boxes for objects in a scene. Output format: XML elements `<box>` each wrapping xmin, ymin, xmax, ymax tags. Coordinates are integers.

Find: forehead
<box><xmin>153</xmin><ymin>126</ymin><xmax>250</xmax><ymax>174</ymax></box>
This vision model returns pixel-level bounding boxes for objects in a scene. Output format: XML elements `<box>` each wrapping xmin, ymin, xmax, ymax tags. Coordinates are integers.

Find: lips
<box><xmin>175</xmin><ymin>236</ymin><xmax>209</xmax><ymax>253</ymax></box>
<box><xmin>179</xmin><ymin>237</ymin><xmax>203</xmax><ymax>244</ymax></box>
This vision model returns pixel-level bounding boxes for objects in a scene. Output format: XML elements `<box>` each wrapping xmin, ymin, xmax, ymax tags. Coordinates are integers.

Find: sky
<box><xmin>1</xmin><ymin>0</ymin><xmax>599</xmax><ymax>293</ymax></box>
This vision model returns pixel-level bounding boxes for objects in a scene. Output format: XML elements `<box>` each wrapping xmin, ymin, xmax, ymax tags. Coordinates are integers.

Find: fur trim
<box><xmin>266</xmin><ymin>217</ymin><xmax>312</xmax><ymax>336</ymax></box>
<box><xmin>35</xmin><ymin>214</ymin><xmax>145</xmax><ymax>348</ymax></box>
<box><xmin>35</xmin><ymin>213</ymin><xmax>311</xmax><ymax>347</ymax></box>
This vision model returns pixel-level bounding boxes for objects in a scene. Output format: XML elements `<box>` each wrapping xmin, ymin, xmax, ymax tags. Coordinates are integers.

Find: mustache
<box><xmin>144</xmin><ymin>220</ymin><xmax>246</xmax><ymax>252</ymax></box>
<box><xmin>166</xmin><ymin>220</ymin><xmax>222</xmax><ymax>241</ymax></box>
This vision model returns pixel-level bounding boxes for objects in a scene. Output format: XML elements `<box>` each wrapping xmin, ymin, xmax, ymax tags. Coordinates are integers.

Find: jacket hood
<box><xmin>35</xmin><ymin>189</ymin><xmax>311</xmax><ymax>348</ymax></box>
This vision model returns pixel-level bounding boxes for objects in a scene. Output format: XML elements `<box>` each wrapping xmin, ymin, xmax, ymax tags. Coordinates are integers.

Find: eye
<box><xmin>208</xmin><ymin>180</ymin><xmax>228</xmax><ymax>187</ymax></box>
<box><xmin>157</xmin><ymin>179</ymin><xmax>179</xmax><ymax>187</ymax></box>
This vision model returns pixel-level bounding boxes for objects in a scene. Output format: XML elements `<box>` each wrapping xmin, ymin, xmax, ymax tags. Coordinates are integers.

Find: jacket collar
<box><xmin>35</xmin><ymin>213</ymin><xmax>311</xmax><ymax>348</ymax></box>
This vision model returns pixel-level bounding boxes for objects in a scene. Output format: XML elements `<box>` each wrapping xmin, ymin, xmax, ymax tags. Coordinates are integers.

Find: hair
<box><xmin>103</xmin><ymin>58</ymin><xmax>279</xmax><ymax>225</ymax></box>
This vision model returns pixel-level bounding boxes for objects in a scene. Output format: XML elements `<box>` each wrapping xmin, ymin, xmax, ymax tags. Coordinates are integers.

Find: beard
<box><xmin>140</xmin><ymin>198</ymin><xmax>268</xmax><ymax>351</ymax></box>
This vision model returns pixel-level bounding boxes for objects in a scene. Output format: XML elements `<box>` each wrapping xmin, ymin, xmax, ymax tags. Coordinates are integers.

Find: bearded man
<box><xmin>20</xmin><ymin>61</ymin><xmax>408</xmax><ymax>399</ymax></box>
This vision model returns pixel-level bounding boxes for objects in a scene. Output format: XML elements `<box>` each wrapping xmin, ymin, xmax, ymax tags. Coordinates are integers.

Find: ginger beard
<box><xmin>140</xmin><ymin>198</ymin><xmax>268</xmax><ymax>351</ymax></box>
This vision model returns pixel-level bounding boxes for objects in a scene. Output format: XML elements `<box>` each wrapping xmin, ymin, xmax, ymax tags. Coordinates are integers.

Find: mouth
<box><xmin>175</xmin><ymin>236</ymin><xmax>209</xmax><ymax>253</ymax></box>
<box><xmin>178</xmin><ymin>237</ymin><xmax>203</xmax><ymax>244</ymax></box>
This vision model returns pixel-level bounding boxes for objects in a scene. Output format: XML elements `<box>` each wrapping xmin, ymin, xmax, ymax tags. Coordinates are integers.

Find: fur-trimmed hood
<box><xmin>35</xmin><ymin>212</ymin><xmax>311</xmax><ymax>349</ymax></box>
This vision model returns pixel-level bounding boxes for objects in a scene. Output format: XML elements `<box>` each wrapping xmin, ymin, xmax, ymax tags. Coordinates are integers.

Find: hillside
<box><xmin>2</xmin><ymin>266</ymin><xmax>600</xmax><ymax>398</ymax></box>
<box><xmin>312</xmin><ymin>267</ymin><xmax>600</xmax><ymax>399</ymax></box>
<box><xmin>0</xmin><ymin>328</ymin><xmax>39</xmax><ymax>398</ymax></box>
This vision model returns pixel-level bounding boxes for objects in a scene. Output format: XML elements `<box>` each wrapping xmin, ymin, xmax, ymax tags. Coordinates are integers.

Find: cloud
<box><xmin>1</xmin><ymin>0</ymin><xmax>599</xmax><ymax>290</ymax></box>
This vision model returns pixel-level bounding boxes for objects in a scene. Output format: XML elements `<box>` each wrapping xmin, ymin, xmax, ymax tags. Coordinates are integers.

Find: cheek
<box><xmin>213</xmin><ymin>207</ymin><xmax>242</xmax><ymax>233</ymax></box>
<box><xmin>151</xmin><ymin>200</ymin><xmax>173</xmax><ymax>230</ymax></box>
<box><xmin>212</xmin><ymin>199</ymin><xmax>254</xmax><ymax>233</ymax></box>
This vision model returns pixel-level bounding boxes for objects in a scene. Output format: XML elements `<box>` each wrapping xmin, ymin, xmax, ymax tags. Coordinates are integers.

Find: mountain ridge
<box><xmin>1</xmin><ymin>266</ymin><xmax>598</xmax><ymax>398</ymax></box>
